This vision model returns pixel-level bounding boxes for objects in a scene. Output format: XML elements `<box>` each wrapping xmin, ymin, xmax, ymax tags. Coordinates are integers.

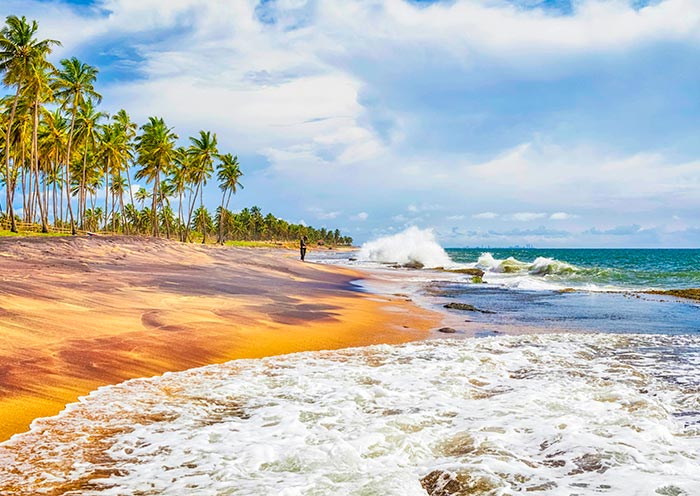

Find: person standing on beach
<box><xmin>300</xmin><ymin>236</ymin><xmax>307</xmax><ymax>261</ymax></box>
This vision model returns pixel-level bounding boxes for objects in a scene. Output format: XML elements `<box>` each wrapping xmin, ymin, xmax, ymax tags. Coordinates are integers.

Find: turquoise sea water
<box><xmin>432</xmin><ymin>248</ymin><xmax>700</xmax><ymax>335</ymax></box>
<box><xmin>317</xmin><ymin>242</ymin><xmax>700</xmax><ymax>335</ymax></box>
<box><xmin>446</xmin><ymin>248</ymin><xmax>700</xmax><ymax>290</ymax></box>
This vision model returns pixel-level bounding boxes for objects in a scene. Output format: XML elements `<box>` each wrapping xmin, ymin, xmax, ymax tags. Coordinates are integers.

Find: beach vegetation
<box><xmin>0</xmin><ymin>15</ymin><xmax>352</xmax><ymax>246</ymax></box>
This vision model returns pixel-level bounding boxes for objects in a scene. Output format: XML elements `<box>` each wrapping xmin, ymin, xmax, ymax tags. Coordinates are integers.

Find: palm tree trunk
<box><xmin>44</xmin><ymin>170</ymin><xmax>50</xmax><ymax>224</ymax></box>
<box><xmin>3</xmin><ymin>84</ymin><xmax>22</xmax><ymax>233</ymax></box>
<box><xmin>21</xmin><ymin>145</ymin><xmax>28</xmax><ymax>225</ymax></box>
<box><xmin>163</xmin><ymin>189</ymin><xmax>171</xmax><ymax>240</ymax></box>
<box><xmin>199</xmin><ymin>179</ymin><xmax>207</xmax><ymax>244</ymax></box>
<box><xmin>64</xmin><ymin>102</ymin><xmax>78</xmax><ymax>235</ymax></box>
<box><xmin>125</xmin><ymin>162</ymin><xmax>134</xmax><ymax>234</ymax></box>
<box><xmin>80</xmin><ymin>146</ymin><xmax>89</xmax><ymax>227</ymax></box>
<box><xmin>222</xmin><ymin>191</ymin><xmax>234</xmax><ymax>243</ymax></box>
<box><xmin>152</xmin><ymin>165</ymin><xmax>160</xmax><ymax>237</ymax></box>
<box><xmin>111</xmin><ymin>173</ymin><xmax>118</xmax><ymax>232</ymax></box>
<box><xmin>178</xmin><ymin>191</ymin><xmax>184</xmax><ymax>242</ymax></box>
<box><xmin>32</xmin><ymin>100</ymin><xmax>49</xmax><ymax>233</ymax></box>
<box><xmin>104</xmin><ymin>157</ymin><xmax>110</xmax><ymax>231</ymax></box>
<box><xmin>119</xmin><ymin>191</ymin><xmax>125</xmax><ymax>233</ymax></box>
<box><xmin>22</xmin><ymin>162</ymin><xmax>29</xmax><ymax>223</ymax></box>
<box><xmin>52</xmin><ymin>175</ymin><xmax>58</xmax><ymax>228</ymax></box>
<box><xmin>218</xmin><ymin>191</ymin><xmax>226</xmax><ymax>244</ymax></box>
<box><xmin>59</xmin><ymin>160</ymin><xmax>64</xmax><ymax>226</ymax></box>
<box><xmin>184</xmin><ymin>182</ymin><xmax>201</xmax><ymax>243</ymax></box>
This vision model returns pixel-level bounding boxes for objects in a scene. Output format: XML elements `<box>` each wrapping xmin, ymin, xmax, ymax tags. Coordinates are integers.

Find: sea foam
<box><xmin>357</xmin><ymin>227</ymin><xmax>453</xmax><ymax>268</ymax></box>
<box><xmin>1</xmin><ymin>334</ymin><xmax>698</xmax><ymax>495</ymax></box>
<box><xmin>472</xmin><ymin>252</ymin><xmax>608</xmax><ymax>291</ymax></box>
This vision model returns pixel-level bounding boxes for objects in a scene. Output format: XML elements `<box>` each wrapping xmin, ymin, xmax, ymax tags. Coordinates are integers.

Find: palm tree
<box><xmin>111</xmin><ymin>109</ymin><xmax>136</xmax><ymax>208</ymax></box>
<box><xmin>83</xmin><ymin>206</ymin><xmax>102</xmax><ymax>232</ymax></box>
<box><xmin>6</xmin><ymin>98</ymin><xmax>31</xmax><ymax>222</ymax></box>
<box><xmin>186</xmin><ymin>130</ymin><xmax>217</xmax><ymax>243</ymax></box>
<box><xmin>109</xmin><ymin>173</ymin><xmax>127</xmax><ymax>231</ymax></box>
<box><xmin>0</xmin><ymin>15</ymin><xmax>59</xmax><ymax>232</ymax></box>
<box><xmin>157</xmin><ymin>184</ymin><xmax>176</xmax><ymax>239</ymax></box>
<box><xmin>134</xmin><ymin>186</ymin><xmax>149</xmax><ymax>209</ymax></box>
<box><xmin>123</xmin><ymin>203</ymin><xmax>140</xmax><ymax>232</ymax></box>
<box><xmin>134</xmin><ymin>116</ymin><xmax>177</xmax><ymax>236</ymax></box>
<box><xmin>39</xmin><ymin>108</ymin><xmax>68</xmax><ymax>226</ymax></box>
<box><xmin>24</xmin><ymin>59</ymin><xmax>54</xmax><ymax>232</ymax></box>
<box><xmin>192</xmin><ymin>205</ymin><xmax>213</xmax><ymax>243</ymax></box>
<box><xmin>169</xmin><ymin>146</ymin><xmax>191</xmax><ymax>241</ymax></box>
<box><xmin>99</xmin><ymin>121</ymin><xmax>130</xmax><ymax>230</ymax></box>
<box><xmin>216</xmin><ymin>153</ymin><xmax>243</xmax><ymax>243</ymax></box>
<box><xmin>74</xmin><ymin>98</ymin><xmax>106</xmax><ymax>225</ymax></box>
<box><xmin>53</xmin><ymin>56</ymin><xmax>101</xmax><ymax>234</ymax></box>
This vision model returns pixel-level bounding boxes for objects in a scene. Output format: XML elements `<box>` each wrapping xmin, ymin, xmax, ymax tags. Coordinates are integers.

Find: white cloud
<box><xmin>472</xmin><ymin>212</ymin><xmax>499</xmax><ymax>219</ymax></box>
<box><xmin>512</xmin><ymin>212</ymin><xmax>547</xmax><ymax>222</ymax></box>
<box><xmin>312</xmin><ymin>0</ymin><xmax>700</xmax><ymax>68</ymax></box>
<box><xmin>550</xmin><ymin>212</ymin><xmax>577</xmax><ymax>220</ymax></box>
<box><xmin>351</xmin><ymin>211</ymin><xmax>369</xmax><ymax>221</ymax></box>
<box><xmin>453</xmin><ymin>142</ymin><xmax>700</xmax><ymax>212</ymax></box>
<box><xmin>9</xmin><ymin>0</ymin><xmax>700</xmax><ymax>176</ymax></box>
<box><xmin>407</xmin><ymin>203</ymin><xmax>442</xmax><ymax>213</ymax></box>
<box><xmin>308</xmin><ymin>207</ymin><xmax>341</xmax><ymax>220</ymax></box>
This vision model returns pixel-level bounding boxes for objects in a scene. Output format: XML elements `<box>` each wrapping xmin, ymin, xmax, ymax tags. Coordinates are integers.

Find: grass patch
<box><xmin>225</xmin><ymin>240</ymin><xmax>294</xmax><ymax>249</ymax></box>
<box><xmin>0</xmin><ymin>230</ymin><xmax>69</xmax><ymax>237</ymax></box>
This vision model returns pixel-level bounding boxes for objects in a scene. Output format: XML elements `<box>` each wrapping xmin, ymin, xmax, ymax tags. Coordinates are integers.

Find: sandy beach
<box><xmin>0</xmin><ymin>236</ymin><xmax>438</xmax><ymax>442</ymax></box>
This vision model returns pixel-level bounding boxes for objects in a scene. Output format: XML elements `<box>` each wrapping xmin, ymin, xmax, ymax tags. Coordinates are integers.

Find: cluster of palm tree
<box><xmin>0</xmin><ymin>15</ymin><xmax>351</xmax><ymax>245</ymax></box>
<box><xmin>214</xmin><ymin>206</ymin><xmax>352</xmax><ymax>245</ymax></box>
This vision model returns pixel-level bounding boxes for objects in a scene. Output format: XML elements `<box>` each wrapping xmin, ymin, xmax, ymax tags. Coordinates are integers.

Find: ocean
<box><xmin>1</xmin><ymin>229</ymin><xmax>699</xmax><ymax>495</ymax></box>
<box><xmin>446</xmin><ymin>247</ymin><xmax>700</xmax><ymax>290</ymax></box>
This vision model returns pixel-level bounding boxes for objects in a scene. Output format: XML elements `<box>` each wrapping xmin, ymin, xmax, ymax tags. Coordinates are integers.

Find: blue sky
<box><xmin>2</xmin><ymin>0</ymin><xmax>699</xmax><ymax>247</ymax></box>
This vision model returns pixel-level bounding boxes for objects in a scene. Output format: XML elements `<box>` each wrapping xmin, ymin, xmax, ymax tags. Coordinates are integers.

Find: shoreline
<box><xmin>0</xmin><ymin>236</ymin><xmax>440</xmax><ymax>442</ymax></box>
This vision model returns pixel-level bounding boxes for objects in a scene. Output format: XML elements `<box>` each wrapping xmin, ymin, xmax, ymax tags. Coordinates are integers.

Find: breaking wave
<box><xmin>357</xmin><ymin>227</ymin><xmax>453</xmax><ymax>269</ymax></box>
<box><xmin>477</xmin><ymin>253</ymin><xmax>577</xmax><ymax>276</ymax></box>
<box><xmin>472</xmin><ymin>253</ymin><xmax>619</xmax><ymax>291</ymax></box>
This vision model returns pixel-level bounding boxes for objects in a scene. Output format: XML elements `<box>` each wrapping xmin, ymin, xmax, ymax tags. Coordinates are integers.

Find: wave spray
<box><xmin>358</xmin><ymin>227</ymin><xmax>452</xmax><ymax>268</ymax></box>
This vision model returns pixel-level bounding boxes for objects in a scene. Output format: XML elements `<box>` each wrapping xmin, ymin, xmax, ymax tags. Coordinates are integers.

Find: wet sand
<box><xmin>0</xmin><ymin>236</ymin><xmax>438</xmax><ymax>442</ymax></box>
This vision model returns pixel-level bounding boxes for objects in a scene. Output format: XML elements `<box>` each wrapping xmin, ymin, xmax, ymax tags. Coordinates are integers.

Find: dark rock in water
<box><xmin>444</xmin><ymin>302</ymin><xmax>495</xmax><ymax>314</ymax></box>
<box><xmin>568</xmin><ymin>453</ymin><xmax>608</xmax><ymax>475</ymax></box>
<box><xmin>437</xmin><ymin>327</ymin><xmax>457</xmax><ymax>333</ymax></box>
<box><xmin>420</xmin><ymin>469</ymin><xmax>498</xmax><ymax>496</ymax></box>
<box><xmin>348</xmin><ymin>257</ymin><xmax>357</xmax><ymax>261</ymax></box>
<box><xmin>421</xmin><ymin>470</ymin><xmax>463</xmax><ymax>496</ymax></box>
<box><xmin>445</xmin><ymin>267</ymin><xmax>485</xmax><ymax>277</ymax></box>
<box><xmin>643</xmin><ymin>288</ymin><xmax>700</xmax><ymax>302</ymax></box>
<box><xmin>403</xmin><ymin>260</ymin><xmax>424</xmax><ymax>270</ymax></box>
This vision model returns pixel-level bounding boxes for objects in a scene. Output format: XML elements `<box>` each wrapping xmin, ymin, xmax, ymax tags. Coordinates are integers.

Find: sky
<box><xmin>1</xmin><ymin>0</ymin><xmax>699</xmax><ymax>247</ymax></box>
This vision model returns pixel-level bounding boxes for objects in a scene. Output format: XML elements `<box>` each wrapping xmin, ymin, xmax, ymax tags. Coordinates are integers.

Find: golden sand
<box><xmin>0</xmin><ymin>236</ymin><xmax>438</xmax><ymax>442</ymax></box>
